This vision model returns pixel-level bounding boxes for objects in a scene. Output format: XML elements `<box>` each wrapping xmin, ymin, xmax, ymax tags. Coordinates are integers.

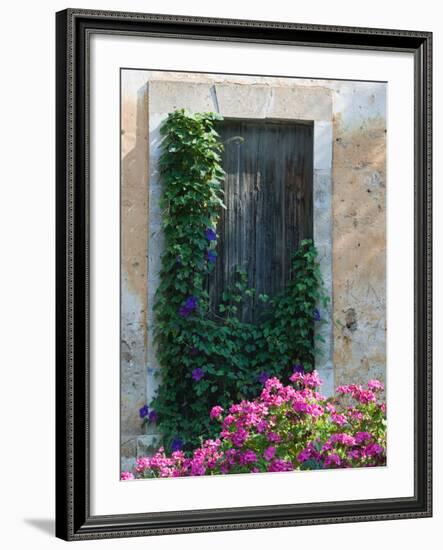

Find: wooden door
<box><xmin>209</xmin><ymin>119</ymin><xmax>313</xmax><ymax>324</ymax></box>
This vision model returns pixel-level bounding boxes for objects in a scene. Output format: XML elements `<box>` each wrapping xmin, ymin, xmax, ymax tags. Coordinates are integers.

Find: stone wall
<box><xmin>329</xmin><ymin>81</ymin><xmax>387</xmax><ymax>386</ymax></box>
<box><xmin>120</xmin><ymin>72</ymin><xmax>154</xmax><ymax>467</ymax></box>
<box><xmin>120</xmin><ymin>70</ymin><xmax>386</xmax><ymax>466</ymax></box>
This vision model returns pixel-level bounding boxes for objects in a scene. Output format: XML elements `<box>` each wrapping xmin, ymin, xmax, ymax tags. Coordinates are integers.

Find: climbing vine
<box><xmin>150</xmin><ymin>109</ymin><xmax>329</xmax><ymax>452</ymax></box>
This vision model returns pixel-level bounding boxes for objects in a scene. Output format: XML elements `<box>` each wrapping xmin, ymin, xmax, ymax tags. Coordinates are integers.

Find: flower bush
<box><xmin>122</xmin><ymin>371</ymin><xmax>386</xmax><ymax>479</ymax></box>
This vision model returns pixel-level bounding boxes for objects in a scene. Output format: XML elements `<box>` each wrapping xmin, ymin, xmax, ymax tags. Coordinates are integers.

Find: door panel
<box><xmin>209</xmin><ymin>120</ymin><xmax>313</xmax><ymax>323</ymax></box>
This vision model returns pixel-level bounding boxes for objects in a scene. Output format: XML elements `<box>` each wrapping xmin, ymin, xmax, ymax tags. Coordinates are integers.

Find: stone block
<box><xmin>268</xmin><ymin>86</ymin><xmax>332</xmax><ymax>121</ymax></box>
<box><xmin>316</xmin><ymin>366</ymin><xmax>334</xmax><ymax>397</ymax></box>
<box><xmin>120</xmin><ymin>436</ymin><xmax>137</xmax><ymax>459</ymax></box>
<box><xmin>313</xmin><ymin>170</ymin><xmax>332</xmax><ymax>210</ymax></box>
<box><xmin>148</xmin><ymin>113</ymin><xmax>167</xmax><ymax>157</ymax></box>
<box><xmin>148</xmin><ymin>80</ymin><xmax>215</xmax><ymax>114</ymax></box>
<box><xmin>314</xmin><ymin>207</ymin><xmax>333</xmax><ymax>248</ymax></box>
<box><xmin>120</xmin><ymin>456</ymin><xmax>136</xmax><ymax>473</ymax></box>
<box><xmin>137</xmin><ymin>434</ymin><xmax>163</xmax><ymax>457</ymax></box>
<box><xmin>215</xmin><ymin>84</ymin><xmax>272</xmax><ymax>118</ymax></box>
<box><xmin>148</xmin><ymin>180</ymin><xmax>162</xmax><ymax>205</ymax></box>
<box><xmin>314</xmin><ymin>121</ymin><xmax>333</xmax><ymax>170</ymax></box>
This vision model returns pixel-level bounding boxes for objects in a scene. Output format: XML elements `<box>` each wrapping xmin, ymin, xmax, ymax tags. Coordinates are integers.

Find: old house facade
<box><xmin>120</xmin><ymin>70</ymin><xmax>386</xmax><ymax>468</ymax></box>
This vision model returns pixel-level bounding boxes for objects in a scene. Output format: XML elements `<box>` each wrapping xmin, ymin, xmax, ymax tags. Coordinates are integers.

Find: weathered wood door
<box><xmin>210</xmin><ymin>119</ymin><xmax>313</xmax><ymax>323</ymax></box>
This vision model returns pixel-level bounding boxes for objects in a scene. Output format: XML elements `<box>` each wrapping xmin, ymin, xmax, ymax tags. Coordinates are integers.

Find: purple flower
<box><xmin>185</xmin><ymin>296</ymin><xmax>198</xmax><ymax>309</ymax></box>
<box><xmin>313</xmin><ymin>308</ymin><xmax>321</xmax><ymax>321</ymax></box>
<box><xmin>267</xmin><ymin>432</ymin><xmax>281</xmax><ymax>443</ymax></box>
<box><xmin>355</xmin><ymin>431</ymin><xmax>372</xmax><ymax>444</ymax></box>
<box><xmin>292</xmin><ymin>363</ymin><xmax>304</xmax><ymax>374</ymax></box>
<box><xmin>329</xmin><ymin>433</ymin><xmax>355</xmax><ymax>446</ymax></box>
<box><xmin>297</xmin><ymin>448</ymin><xmax>311</xmax><ymax>462</ymax></box>
<box><xmin>171</xmin><ymin>438</ymin><xmax>183</xmax><ymax>452</ymax></box>
<box><xmin>204</xmin><ymin>228</ymin><xmax>217</xmax><ymax>241</ymax></box>
<box><xmin>179</xmin><ymin>295</ymin><xmax>198</xmax><ymax>317</ymax></box>
<box><xmin>264</xmin><ymin>446</ymin><xmax>276</xmax><ymax>461</ymax></box>
<box><xmin>324</xmin><ymin>453</ymin><xmax>341</xmax><ymax>467</ymax></box>
<box><xmin>257</xmin><ymin>419</ymin><xmax>268</xmax><ymax>433</ymax></box>
<box><xmin>206</xmin><ymin>250</ymin><xmax>217</xmax><ymax>263</ymax></box>
<box><xmin>268</xmin><ymin>459</ymin><xmax>293</xmax><ymax>472</ymax></box>
<box><xmin>148</xmin><ymin>410</ymin><xmax>158</xmax><ymax>423</ymax></box>
<box><xmin>231</xmin><ymin>428</ymin><xmax>248</xmax><ymax>447</ymax></box>
<box><xmin>365</xmin><ymin>443</ymin><xmax>384</xmax><ymax>457</ymax></box>
<box><xmin>192</xmin><ymin>367</ymin><xmax>205</xmax><ymax>382</ymax></box>
<box><xmin>258</xmin><ymin>371</ymin><xmax>269</xmax><ymax>385</ymax></box>
<box><xmin>139</xmin><ymin>404</ymin><xmax>149</xmax><ymax>419</ymax></box>
<box><xmin>347</xmin><ymin>450</ymin><xmax>360</xmax><ymax>460</ymax></box>
<box><xmin>239</xmin><ymin>450</ymin><xmax>257</xmax><ymax>465</ymax></box>
<box><xmin>179</xmin><ymin>306</ymin><xmax>189</xmax><ymax>317</ymax></box>
<box><xmin>189</xmin><ymin>346</ymin><xmax>199</xmax><ymax>357</ymax></box>
<box><xmin>190</xmin><ymin>460</ymin><xmax>206</xmax><ymax>476</ymax></box>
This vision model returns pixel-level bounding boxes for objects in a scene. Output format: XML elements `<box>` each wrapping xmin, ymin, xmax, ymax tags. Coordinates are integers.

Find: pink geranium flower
<box><xmin>367</xmin><ymin>379</ymin><xmax>384</xmax><ymax>392</ymax></box>
<box><xmin>263</xmin><ymin>446</ymin><xmax>276</xmax><ymax>461</ymax></box>
<box><xmin>324</xmin><ymin>453</ymin><xmax>341</xmax><ymax>467</ymax></box>
<box><xmin>210</xmin><ymin>405</ymin><xmax>224</xmax><ymax>420</ymax></box>
<box><xmin>124</xmin><ymin>370</ymin><xmax>386</xmax><ymax>479</ymax></box>
<box><xmin>267</xmin><ymin>432</ymin><xmax>281</xmax><ymax>443</ymax></box>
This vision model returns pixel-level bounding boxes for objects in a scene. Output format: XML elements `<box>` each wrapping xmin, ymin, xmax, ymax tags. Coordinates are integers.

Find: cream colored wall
<box><xmin>330</xmin><ymin>81</ymin><xmax>387</xmax><ymax>386</ymax></box>
<box><xmin>120</xmin><ymin>72</ymin><xmax>149</xmax><ymax>460</ymax></box>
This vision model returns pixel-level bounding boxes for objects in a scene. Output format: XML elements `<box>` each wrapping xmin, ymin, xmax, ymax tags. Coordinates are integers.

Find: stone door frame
<box><xmin>146</xmin><ymin>78</ymin><xmax>334</xmax><ymax>409</ymax></box>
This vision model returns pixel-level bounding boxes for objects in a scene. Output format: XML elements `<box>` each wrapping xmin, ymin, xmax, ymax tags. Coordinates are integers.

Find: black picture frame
<box><xmin>55</xmin><ymin>8</ymin><xmax>432</xmax><ymax>541</ymax></box>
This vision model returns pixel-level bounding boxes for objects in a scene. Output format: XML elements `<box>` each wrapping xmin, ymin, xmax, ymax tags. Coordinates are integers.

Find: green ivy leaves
<box><xmin>151</xmin><ymin>109</ymin><xmax>329</xmax><ymax>452</ymax></box>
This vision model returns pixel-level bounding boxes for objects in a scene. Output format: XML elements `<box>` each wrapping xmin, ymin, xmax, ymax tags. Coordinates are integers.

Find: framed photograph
<box><xmin>55</xmin><ymin>8</ymin><xmax>432</xmax><ymax>541</ymax></box>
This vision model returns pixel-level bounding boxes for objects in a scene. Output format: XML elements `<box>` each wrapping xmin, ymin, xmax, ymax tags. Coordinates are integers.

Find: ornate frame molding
<box><xmin>56</xmin><ymin>9</ymin><xmax>432</xmax><ymax>541</ymax></box>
